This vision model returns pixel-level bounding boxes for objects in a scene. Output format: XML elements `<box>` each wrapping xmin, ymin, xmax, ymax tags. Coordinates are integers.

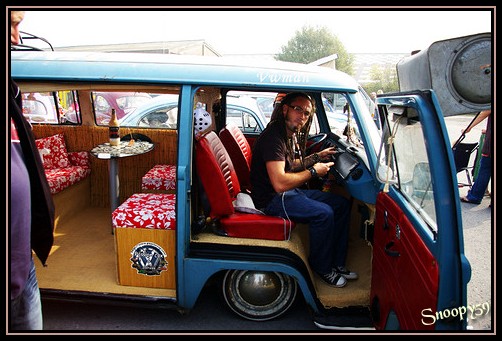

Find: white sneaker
<box><xmin>334</xmin><ymin>266</ymin><xmax>358</xmax><ymax>280</ymax></box>
<box><xmin>319</xmin><ymin>270</ymin><xmax>347</xmax><ymax>288</ymax></box>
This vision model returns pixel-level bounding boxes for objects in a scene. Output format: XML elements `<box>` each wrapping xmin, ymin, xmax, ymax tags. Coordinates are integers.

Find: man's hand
<box><xmin>313</xmin><ymin>161</ymin><xmax>333</xmax><ymax>177</ymax></box>
<box><xmin>318</xmin><ymin>146</ymin><xmax>338</xmax><ymax>160</ymax></box>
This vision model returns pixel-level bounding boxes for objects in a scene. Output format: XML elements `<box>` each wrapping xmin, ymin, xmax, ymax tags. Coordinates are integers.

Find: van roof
<box><xmin>11</xmin><ymin>51</ymin><xmax>359</xmax><ymax>92</ymax></box>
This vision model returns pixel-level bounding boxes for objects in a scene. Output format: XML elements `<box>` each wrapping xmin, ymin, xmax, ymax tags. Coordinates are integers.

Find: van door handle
<box><xmin>384</xmin><ymin>241</ymin><xmax>400</xmax><ymax>257</ymax></box>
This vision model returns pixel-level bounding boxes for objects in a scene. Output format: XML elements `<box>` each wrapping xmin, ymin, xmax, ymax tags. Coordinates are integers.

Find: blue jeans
<box><xmin>10</xmin><ymin>259</ymin><xmax>43</xmax><ymax>331</ymax></box>
<box><xmin>264</xmin><ymin>188</ymin><xmax>350</xmax><ymax>275</ymax></box>
<box><xmin>466</xmin><ymin>155</ymin><xmax>491</xmax><ymax>204</ymax></box>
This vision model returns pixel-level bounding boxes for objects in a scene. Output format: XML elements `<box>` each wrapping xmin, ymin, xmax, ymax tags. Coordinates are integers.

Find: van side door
<box><xmin>370</xmin><ymin>90</ymin><xmax>470</xmax><ymax>330</ymax></box>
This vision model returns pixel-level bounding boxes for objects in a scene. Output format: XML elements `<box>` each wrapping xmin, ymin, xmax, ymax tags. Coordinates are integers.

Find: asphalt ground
<box><xmin>445</xmin><ymin>114</ymin><xmax>493</xmax><ymax>331</ymax></box>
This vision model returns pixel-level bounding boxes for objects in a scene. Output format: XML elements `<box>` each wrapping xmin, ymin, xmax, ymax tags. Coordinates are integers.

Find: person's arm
<box><xmin>266</xmin><ymin>160</ymin><xmax>333</xmax><ymax>193</ymax></box>
<box><xmin>291</xmin><ymin>146</ymin><xmax>338</xmax><ymax>171</ymax></box>
<box><xmin>464</xmin><ymin>110</ymin><xmax>491</xmax><ymax>133</ymax></box>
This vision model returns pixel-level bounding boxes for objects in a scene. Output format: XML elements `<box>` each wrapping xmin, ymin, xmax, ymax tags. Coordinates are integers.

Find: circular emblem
<box><xmin>130</xmin><ymin>242</ymin><xmax>168</xmax><ymax>276</ymax></box>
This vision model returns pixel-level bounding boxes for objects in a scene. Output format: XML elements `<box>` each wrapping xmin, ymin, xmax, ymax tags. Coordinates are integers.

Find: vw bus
<box><xmin>9</xmin><ymin>36</ymin><xmax>485</xmax><ymax>330</ymax></box>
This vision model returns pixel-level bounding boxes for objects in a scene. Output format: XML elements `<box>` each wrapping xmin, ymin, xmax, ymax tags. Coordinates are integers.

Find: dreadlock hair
<box><xmin>269</xmin><ymin>92</ymin><xmax>315</xmax><ymax>159</ymax></box>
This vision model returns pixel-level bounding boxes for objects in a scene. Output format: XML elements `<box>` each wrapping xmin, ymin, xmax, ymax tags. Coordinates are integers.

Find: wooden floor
<box><xmin>34</xmin><ymin>206</ymin><xmax>176</xmax><ymax>298</ymax></box>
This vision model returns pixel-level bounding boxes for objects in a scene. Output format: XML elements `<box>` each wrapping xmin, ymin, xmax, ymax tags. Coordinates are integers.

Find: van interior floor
<box><xmin>34</xmin><ymin>204</ymin><xmax>372</xmax><ymax>309</ymax></box>
<box><xmin>33</xmin><ymin>206</ymin><xmax>175</xmax><ymax>298</ymax></box>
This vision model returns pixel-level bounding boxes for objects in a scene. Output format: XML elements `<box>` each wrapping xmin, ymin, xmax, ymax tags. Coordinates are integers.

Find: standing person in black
<box><xmin>250</xmin><ymin>92</ymin><xmax>357</xmax><ymax>288</ymax></box>
<box><xmin>9</xmin><ymin>10</ymin><xmax>55</xmax><ymax>331</ymax></box>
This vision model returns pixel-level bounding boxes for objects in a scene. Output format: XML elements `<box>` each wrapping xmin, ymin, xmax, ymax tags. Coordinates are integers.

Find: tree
<box><xmin>363</xmin><ymin>64</ymin><xmax>399</xmax><ymax>94</ymax></box>
<box><xmin>275</xmin><ymin>25</ymin><xmax>355</xmax><ymax>76</ymax></box>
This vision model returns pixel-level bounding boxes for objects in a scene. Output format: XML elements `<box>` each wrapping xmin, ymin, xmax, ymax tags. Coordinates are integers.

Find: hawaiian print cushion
<box><xmin>35</xmin><ymin>133</ymin><xmax>70</xmax><ymax>170</ymax></box>
<box><xmin>45</xmin><ymin>166</ymin><xmax>91</xmax><ymax>194</ymax></box>
<box><xmin>112</xmin><ymin>193</ymin><xmax>176</xmax><ymax>230</ymax></box>
<box><xmin>141</xmin><ymin>164</ymin><xmax>176</xmax><ymax>191</ymax></box>
<box><xmin>44</xmin><ymin>151</ymin><xmax>91</xmax><ymax>194</ymax></box>
<box><xmin>68</xmin><ymin>151</ymin><xmax>90</xmax><ymax>167</ymax></box>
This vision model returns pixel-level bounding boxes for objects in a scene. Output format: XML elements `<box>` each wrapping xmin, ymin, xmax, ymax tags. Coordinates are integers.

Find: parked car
<box><xmin>229</xmin><ymin>91</ymin><xmax>347</xmax><ymax>125</ymax></box>
<box><xmin>120</xmin><ymin>93</ymin><xmax>268</xmax><ymax>133</ymax></box>
<box><xmin>225</xmin><ymin>95</ymin><xmax>268</xmax><ymax>133</ymax></box>
<box><xmin>228</xmin><ymin>91</ymin><xmax>277</xmax><ymax>121</ymax></box>
<box><xmin>118</xmin><ymin>94</ymin><xmax>179</xmax><ymax>128</ymax></box>
<box><xmin>92</xmin><ymin>91</ymin><xmax>152</xmax><ymax>125</ymax></box>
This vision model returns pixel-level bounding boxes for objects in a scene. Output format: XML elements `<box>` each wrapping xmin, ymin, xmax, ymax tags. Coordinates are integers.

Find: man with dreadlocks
<box><xmin>250</xmin><ymin>92</ymin><xmax>357</xmax><ymax>288</ymax></box>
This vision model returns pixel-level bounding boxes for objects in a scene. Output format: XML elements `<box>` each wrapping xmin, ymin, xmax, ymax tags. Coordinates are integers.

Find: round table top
<box><xmin>91</xmin><ymin>141</ymin><xmax>154</xmax><ymax>159</ymax></box>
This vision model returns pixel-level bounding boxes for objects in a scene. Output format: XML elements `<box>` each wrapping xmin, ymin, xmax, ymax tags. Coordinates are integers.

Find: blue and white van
<box><xmin>10</xmin><ymin>35</ymin><xmax>487</xmax><ymax>330</ymax></box>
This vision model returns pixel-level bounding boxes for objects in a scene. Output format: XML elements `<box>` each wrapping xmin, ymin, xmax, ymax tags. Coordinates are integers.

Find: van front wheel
<box><xmin>222</xmin><ymin>270</ymin><xmax>297</xmax><ymax>321</ymax></box>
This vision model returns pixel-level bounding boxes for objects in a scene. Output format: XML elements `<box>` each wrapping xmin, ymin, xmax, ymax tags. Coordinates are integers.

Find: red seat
<box><xmin>219</xmin><ymin>124</ymin><xmax>252</xmax><ymax>192</ymax></box>
<box><xmin>196</xmin><ymin>131</ymin><xmax>294</xmax><ymax>241</ymax></box>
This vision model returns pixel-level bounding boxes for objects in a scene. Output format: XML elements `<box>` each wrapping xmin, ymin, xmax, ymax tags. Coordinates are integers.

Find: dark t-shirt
<box><xmin>250</xmin><ymin>120</ymin><xmax>293</xmax><ymax>209</ymax></box>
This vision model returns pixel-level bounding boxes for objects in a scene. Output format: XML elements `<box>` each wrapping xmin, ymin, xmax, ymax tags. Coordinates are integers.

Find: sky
<box><xmin>15</xmin><ymin>7</ymin><xmax>493</xmax><ymax>55</ymax></box>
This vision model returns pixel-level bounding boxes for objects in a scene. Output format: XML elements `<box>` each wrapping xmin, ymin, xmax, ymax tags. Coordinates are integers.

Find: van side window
<box><xmin>381</xmin><ymin>106</ymin><xmax>438</xmax><ymax>233</ymax></box>
<box><xmin>93</xmin><ymin>92</ymin><xmax>180</xmax><ymax>129</ymax></box>
<box><xmin>21</xmin><ymin>90</ymin><xmax>80</xmax><ymax>125</ymax></box>
<box><xmin>92</xmin><ymin>91</ymin><xmax>153</xmax><ymax>126</ymax></box>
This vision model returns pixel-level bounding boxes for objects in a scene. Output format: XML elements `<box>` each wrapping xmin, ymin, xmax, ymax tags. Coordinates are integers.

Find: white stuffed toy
<box><xmin>193</xmin><ymin>102</ymin><xmax>212</xmax><ymax>135</ymax></box>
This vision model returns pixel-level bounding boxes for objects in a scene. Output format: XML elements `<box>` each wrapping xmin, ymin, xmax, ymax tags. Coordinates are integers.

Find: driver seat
<box><xmin>196</xmin><ymin>131</ymin><xmax>295</xmax><ymax>240</ymax></box>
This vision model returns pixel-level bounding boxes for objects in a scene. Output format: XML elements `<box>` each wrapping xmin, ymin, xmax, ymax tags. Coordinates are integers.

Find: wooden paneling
<box><xmin>32</xmin><ymin>125</ymin><xmax>178</xmax><ymax>207</ymax></box>
<box><xmin>115</xmin><ymin>228</ymin><xmax>176</xmax><ymax>289</ymax></box>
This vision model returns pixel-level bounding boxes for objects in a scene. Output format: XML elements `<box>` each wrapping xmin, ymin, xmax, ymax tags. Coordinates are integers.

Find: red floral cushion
<box><xmin>112</xmin><ymin>193</ymin><xmax>176</xmax><ymax>230</ymax></box>
<box><xmin>35</xmin><ymin>133</ymin><xmax>70</xmax><ymax>170</ymax></box>
<box><xmin>141</xmin><ymin>164</ymin><xmax>176</xmax><ymax>191</ymax></box>
<box><xmin>45</xmin><ymin>166</ymin><xmax>91</xmax><ymax>194</ymax></box>
<box><xmin>68</xmin><ymin>151</ymin><xmax>90</xmax><ymax>167</ymax></box>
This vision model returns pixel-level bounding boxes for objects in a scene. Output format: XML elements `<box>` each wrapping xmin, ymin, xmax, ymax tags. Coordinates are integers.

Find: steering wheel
<box><xmin>306</xmin><ymin>133</ymin><xmax>327</xmax><ymax>155</ymax></box>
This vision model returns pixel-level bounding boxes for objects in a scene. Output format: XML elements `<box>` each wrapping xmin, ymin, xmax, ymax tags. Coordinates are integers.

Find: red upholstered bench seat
<box><xmin>35</xmin><ymin>133</ymin><xmax>91</xmax><ymax>194</ymax></box>
<box><xmin>141</xmin><ymin>164</ymin><xmax>176</xmax><ymax>192</ymax></box>
<box><xmin>112</xmin><ymin>193</ymin><xmax>176</xmax><ymax>230</ymax></box>
<box><xmin>45</xmin><ymin>164</ymin><xmax>91</xmax><ymax>194</ymax></box>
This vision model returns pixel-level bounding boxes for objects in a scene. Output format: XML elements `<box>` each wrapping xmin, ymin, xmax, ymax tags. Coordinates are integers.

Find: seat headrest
<box><xmin>219</xmin><ymin>124</ymin><xmax>252</xmax><ymax>191</ymax></box>
<box><xmin>221</xmin><ymin>124</ymin><xmax>252</xmax><ymax>165</ymax></box>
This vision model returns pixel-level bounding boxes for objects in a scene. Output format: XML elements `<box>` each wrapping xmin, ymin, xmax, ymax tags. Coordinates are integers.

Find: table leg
<box><xmin>109</xmin><ymin>158</ymin><xmax>119</xmax><ymax>234</ymax></box>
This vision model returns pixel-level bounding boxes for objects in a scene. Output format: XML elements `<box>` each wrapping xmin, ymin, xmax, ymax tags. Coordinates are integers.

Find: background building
<box><xmin>55</xmin><ymin>40</ymin><xmax>408</xmax><ymax>86</ymax></box>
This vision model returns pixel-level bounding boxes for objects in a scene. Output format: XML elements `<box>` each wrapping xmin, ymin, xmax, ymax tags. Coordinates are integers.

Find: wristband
<box><xmin>312</xmin><ymin>153</ymin><xmax>321</xmax><ymax>164</ymax></box>
<box><xmin>308</xmin><ymin>166</ymin><xmax>318</xmax><ymax>178</ymax></box>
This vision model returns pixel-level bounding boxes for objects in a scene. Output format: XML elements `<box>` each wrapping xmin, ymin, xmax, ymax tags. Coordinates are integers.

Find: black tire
<box><xmin>222</xmin><ymin>270</ymin><xmax>297</xmax><ymax>321</ymax></box>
